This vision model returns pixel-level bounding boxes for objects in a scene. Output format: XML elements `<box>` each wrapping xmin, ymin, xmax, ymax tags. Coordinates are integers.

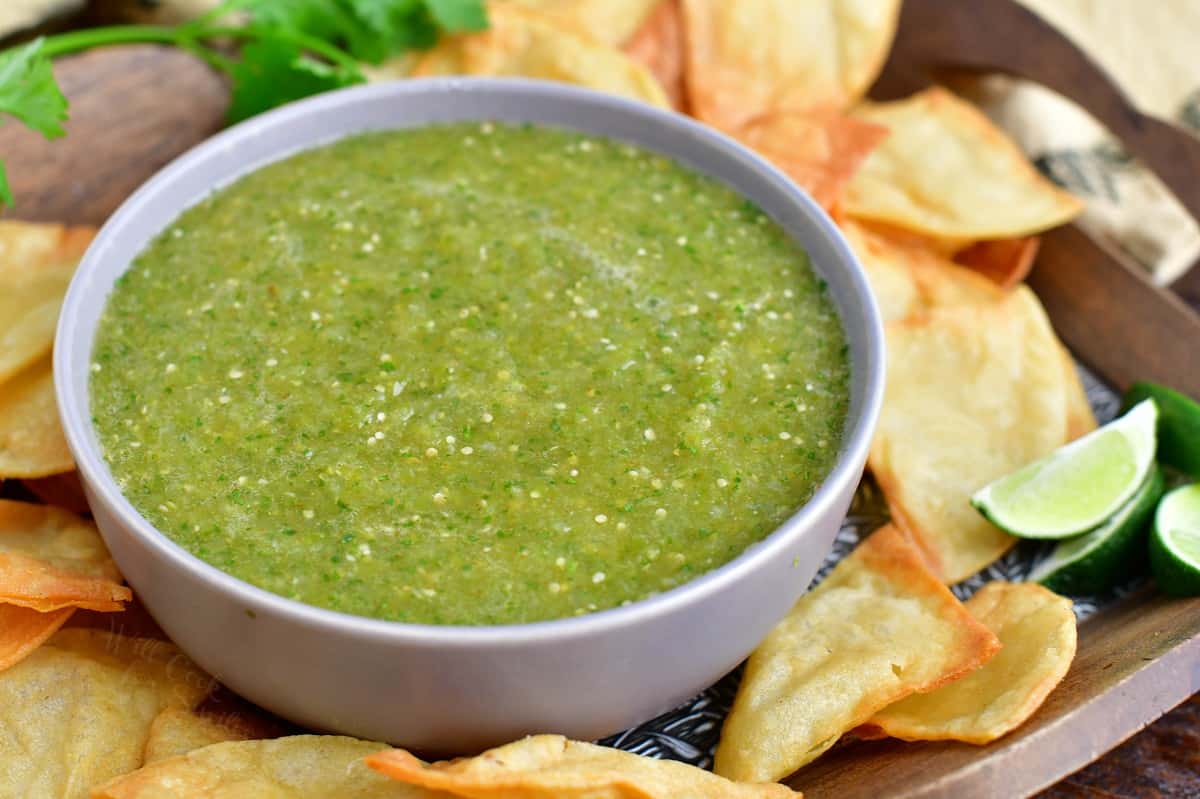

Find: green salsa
<box><xmin>91</xmin><ymin>123</ymin><xmax>850</xmax><ymax>625</ymax></box>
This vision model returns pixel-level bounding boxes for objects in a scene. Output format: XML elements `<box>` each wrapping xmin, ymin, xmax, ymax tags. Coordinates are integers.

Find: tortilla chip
<box><xmin>845</xmin><ymin>88</ymin><xmax>1084</xmax><ymax>239</ymax></box>
<box><xmin>839</xmin><ymin>220</ymin><xmax>1004</xmax><ymax>323</ymax></box>
<box><xmin>0</xmin><ymin>354</ymin><xmax>74</xmax><ymax>479</ymax></box>
<box><xmin>0</xmin><ymin>499</ymin><xmax>131</xmax><ymax>612</ymax></box>
<box><xmin>864</xmin><ymin>581</ymin><xmax>1076</xmax><ymax>743</ymax></box>
<box><xmin>369</xmin><ymin>734</ymin><xmax>800</xmax><ymax>798</ymax></box>
<box><xmin>905</xmin><ymin>248</ymin><xmax>1008</xmax><ymax>312</ymax></box>
<box><xmin>1060</xmin><ymin>346</ymin><xmax>1097</xmax><ymax>441</ymax></box>
<box><xmin>849</xmin><ymin>219</ymin><xmax>970</xmax><ymax>257</ymax></box>
<box><xmin>23</xmin><ymin>470</ymin><xmax>91</xmax><ymax>515</ymax></box>
<box><xmin>50</xmin><ymin>628</ymin><xmax>214</xmax><ymax>702</ymax></box>
<box><xmin>681</xmin><ymin>0</ymin><xmax>902</xmax><ymax>129</ymax></box>
<box><xmin>954</xmin><ymin>236</ymin><xmax>1040</xmax><ymax>289</ymax></box>
<box><xmin>362</xmin><ymin>53</ymin><xmax>420</xmax><ymax>81</ymax></box>
<box><xmin>840</xmin><ymin>220</ymin><xmax>921</xmax><ymax>322</ymax></box>
<box><xmin>511</xmin><ymin>0</ymin><xmax>663</xmax><ymax>46</ymax></box>
<box><xmin>622</xmin><ymin>0</ymin><xmax>686</xmax><ymax>110</ymax></box>
<box><xmin>0</xmin><ymin>220</ymin><xmax>95</xmax><ymax>386</ymax></box>
<box><xmin>412</xmin><ymin>5</ymin><xmax>670</xmax><ymax>109</ymax></box>
<box><xmin>96</xmin><ymin>735</ymin><xmax>436</xmax><ymax>799</ymax></box>
<box><xmin>729</xmin><ymin>110</ymin><xmax>888</xmax><ymax>211</ymax></box>
<box><xmin>0</xmin><ymin>628</ymin><xmax>214</xmax><ymax>799</ymax></box>
<box><xmin>143</xmin><ymin>708</ymin><xmax>255</xmax><ymax>764</ymax></box>
<box><xmin>870</xmin><ymin>288</ymin><xmax>1071</xmax><ymax>582</ymax></box>
<box><xmin>713</xmin><ymin>525</ymin><xmax>1000</xmax><ymax>782</ymax></box>
<box><xmin>0</xmin><ymin>603</ymin><xmax>73</xmax><ymax>672</ymax></box>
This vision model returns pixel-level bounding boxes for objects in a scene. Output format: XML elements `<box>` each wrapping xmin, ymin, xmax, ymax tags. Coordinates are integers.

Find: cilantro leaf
<box><xmin>380</xmin><ymin>4</ymin><xmax>440</xmax><ymax>52</ymax></box>
<box><xmin>242</xmin><ymin>0</ymin><xmax>384</xmax><ymax>63</ymax></box>
<box><xmin>236</xmin><ymin>0</ymin><xmax>464</xmax><ymax>64</ymax></box>
<box><xmin>0</xmin><ymin>38</ymin><xmax>69</xmax><ymax>139</ymax></box>
<box><xmin>343</xmin><ymin>0</ymin><xmax>421</xmax><ymax>38</ymax></box>
<box><xmin>388</xmin><ymin>7</ymin><xmax>441</xmax><ymax>51</ymax></box>
<box><xmin>423</xmin><ymin>0</ymin><xmax>489</xmax><ymax>32</ymax></box>
<box><xmin>218</xmin><ymin>0</ymin><xmax>486</xmax><ymax>63</ymax></box>
<box><xmin>237</xmin><ymin>0</ymin><xmax>355</xmax><ymax>39</ymax></box>
<box><xmin>227</xmin><ymin>36</ymin><xmax>364</xmax><ymax>123</ymax></box>
<box><xmin>249</xmin><ymin>0</ymin><xmax>486</xmax><ymax>63</ymax></box>
<box><xmin>340</xmin><ymin>0</ymin><xmax>433</xmax><ymax>61</ymax></box>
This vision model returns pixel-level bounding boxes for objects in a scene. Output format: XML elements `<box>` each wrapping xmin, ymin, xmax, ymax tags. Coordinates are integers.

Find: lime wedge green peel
<box><xmin>1150</xmin><ymin>483</ymin><xmax>1200</xmax><ymax>597</ymax></box>
<box><xmin>1029</xmin><ymin>467</ymin><xmax>1164</xmax><ymax>595</ymax></box>
<box><xmin>1122</xmin><ymin>381</ymin><xmax>1200</xmax><ymax>477</ymax></box>
<box><xmin>972</xmin><ymin>399</ymin><xmax>1158</xmax><ymax>540</ymax></box>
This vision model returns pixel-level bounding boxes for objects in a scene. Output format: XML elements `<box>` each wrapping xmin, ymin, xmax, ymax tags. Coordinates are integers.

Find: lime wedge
<box><xmin>1149</xmin><ymin>483</ymin><xmax>1200</xmax><ymax>597</ymax></box>
<box><xmin>972</xmin><ymin>399</ymin><xmax>1158</xmax><ymax>539</ymax></box>
<box><xmin>1029</xmin><ymin>467</ymin><xmax>1164</xmax><ymax>594</ymax></box>
<box><xmin>1122</xmin><ymin>381</ymin><xmax>1200</xmax><ymax>477</ymax></box>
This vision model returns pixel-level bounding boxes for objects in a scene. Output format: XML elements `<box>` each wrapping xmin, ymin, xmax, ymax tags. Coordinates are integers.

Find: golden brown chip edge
<box><xmin>0</xmin><ymin>603</ymin><xmax>74</xmax><ymax>673</ymax></box>
<box><xmin>857</xmin><ymin>581</ymin><xmax>1077</xmax><ymax>744</ymax></box>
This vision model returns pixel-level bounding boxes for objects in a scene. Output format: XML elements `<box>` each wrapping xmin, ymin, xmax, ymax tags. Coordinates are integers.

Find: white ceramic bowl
<box><xmin>56</xmin><ymin>78</ymin><xmax>884</xmax><ymax>752</ymax></box>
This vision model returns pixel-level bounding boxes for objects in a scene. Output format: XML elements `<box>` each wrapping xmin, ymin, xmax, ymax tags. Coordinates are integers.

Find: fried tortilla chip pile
<box><xmin>0</xmin><ymin>221</ymin><xmax>94</xmax><ymax>481</ymax></box>
<box><xmin>0</xmin><ymin>223</ymin><xmax>126</xmax><ymax>665</ymax></box>
<box><xmin>0</xmin><ymin>629</ymin><xmax>218</xmax><ymax>798</ymax></box>
<box><xmin>840</xmin><ymin>89</ymin><xmax>1092</xmax><ymax>582</ymax></box>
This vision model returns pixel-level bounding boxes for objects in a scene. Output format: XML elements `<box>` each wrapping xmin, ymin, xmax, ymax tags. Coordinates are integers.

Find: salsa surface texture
<box><xmin>91</xmin><ymin>123</ymin><xmax>850</xmax><ymax>625</ymax></box>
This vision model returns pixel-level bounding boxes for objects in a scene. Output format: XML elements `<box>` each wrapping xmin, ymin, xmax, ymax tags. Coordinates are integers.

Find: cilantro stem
<box><xmin>177</xmin><ymin>40</ymin><xmax>237</xmax><ymax>75</ymax></box>
<box><xmin>199</xmin><ymin>26</ymin><xmax>364</xmax><ymax>76</ymax></box>
<box><xmin>38</xmin><ymin>26</ymin><xmax>183</xmax><ymax>59</ymax></box>
<box><xmin>38</xmin><ymin>24</ymin><xmax>359</xmax><ymax>78</ymax></box>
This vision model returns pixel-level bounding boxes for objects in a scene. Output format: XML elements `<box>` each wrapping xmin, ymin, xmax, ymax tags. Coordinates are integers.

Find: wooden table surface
<box><xmin>0</xmin><ymin>34</ymin><xmax>1197</xmax><ymax>798</ymax></box>
<box><xmin>1039</xmin><ymin>695</ymin><xmax>1200</xmax><ymax>798</ymax></box>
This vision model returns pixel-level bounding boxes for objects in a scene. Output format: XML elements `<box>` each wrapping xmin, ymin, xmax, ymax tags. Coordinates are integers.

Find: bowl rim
<box><xmin>56</xmin><ymin>77</ymin><xmax>884</xmax><ymax>646</ymax></box>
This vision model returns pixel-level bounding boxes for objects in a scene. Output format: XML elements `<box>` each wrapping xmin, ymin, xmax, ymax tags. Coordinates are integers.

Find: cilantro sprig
<box><xmin>0</xmin><ymin>0</ymin><xmax>488</xmax><ymax>208</ymax></box>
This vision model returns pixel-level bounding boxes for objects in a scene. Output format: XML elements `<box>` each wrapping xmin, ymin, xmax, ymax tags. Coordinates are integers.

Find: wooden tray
<box><xmin>2</xmin><ymin>1</ymin><xmax>1199</xmax><ymax>796</ymax></box>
